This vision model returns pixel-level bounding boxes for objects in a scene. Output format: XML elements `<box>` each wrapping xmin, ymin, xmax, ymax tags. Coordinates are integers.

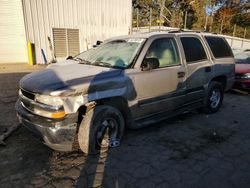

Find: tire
<box><xmin>202</xmin><ymin>81</ymin><xmax>224</xmax><ymax>114</ymax></box>
<box><xmin>78</xmin><ymin>105</ymin><xmax>125</xmax><ymax>155</ymax></box>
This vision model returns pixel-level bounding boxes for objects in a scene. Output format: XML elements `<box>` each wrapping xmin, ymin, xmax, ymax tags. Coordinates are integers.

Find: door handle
<box><xmin>177</xmin><ymin>71</ymin><xmax>185</xmax><ymax>78</ymax></box>
<box><xmin>205</xmin><ymin>66</ymin><xmax>211</xmax><ymax>72</ymax></box>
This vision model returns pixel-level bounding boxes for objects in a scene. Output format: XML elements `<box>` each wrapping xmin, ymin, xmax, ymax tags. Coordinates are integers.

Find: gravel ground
<box><xmin>0</xmin><ymin>64</ymin><xmax>250</xmax><ymax>188</ymax></box>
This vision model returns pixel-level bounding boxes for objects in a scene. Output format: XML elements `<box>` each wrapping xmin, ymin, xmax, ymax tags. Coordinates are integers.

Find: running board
<box><xmin>134</xmin><ymin>100</ymin><xmax>202</xmax><ymax>128</ymax></box>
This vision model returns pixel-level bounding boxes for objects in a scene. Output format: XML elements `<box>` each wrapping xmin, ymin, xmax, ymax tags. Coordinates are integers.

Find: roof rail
<box><xmin>168</xmin><ymin>29</ymin><xmax>185</xmax><ymax>33</ymax></box>
<box><xmin>168</xmin><ymin>29</ymin><xmax>217</xmax><ymax>35</ymax></box>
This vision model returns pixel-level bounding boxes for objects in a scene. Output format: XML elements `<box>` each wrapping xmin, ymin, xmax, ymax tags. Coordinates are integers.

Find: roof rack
<box><xmin>168</xmin><ymin>29</ymin><xmax>217</xmax><ymax>35</ymax></box>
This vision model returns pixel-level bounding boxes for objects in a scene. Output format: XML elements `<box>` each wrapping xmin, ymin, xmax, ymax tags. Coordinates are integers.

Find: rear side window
<box><xmin>181</xmin><ymin>37</ymin><xmax>207</xmax><ymax>63</ymax></box>
<box><xmin>205</xmin><ymin>36</ymin><xmax>233</xmax><ymax>58</ymax></box>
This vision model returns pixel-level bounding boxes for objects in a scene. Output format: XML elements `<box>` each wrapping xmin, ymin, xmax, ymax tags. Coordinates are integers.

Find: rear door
<box><xmin>178</xmin><ymin>35</ymin><xmax>212</xmax><ymax>103</ymax></box>
<box><xmin>203</xmin><ymin>36</ymin><xmax>235</xmax><ymax>90</ymax></box>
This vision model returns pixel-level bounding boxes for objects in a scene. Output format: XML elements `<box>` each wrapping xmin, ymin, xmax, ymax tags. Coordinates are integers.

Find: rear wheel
<box><xmin>78</xmin><ymin>105</ymin><xmax>125</xmax><ymax>155</ymax></box>
<box><xmin>202</xmin><ymin>81</ymin><xmax>224</xmax><ymax>114</ymax></box>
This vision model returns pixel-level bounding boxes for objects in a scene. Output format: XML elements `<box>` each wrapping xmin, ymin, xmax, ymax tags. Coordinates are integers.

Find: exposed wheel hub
<box><xmin>96</xmin><ymin>118</ymin><xmax>120</xmax><ymax>148</ymax></box>
<box><xmin>210</xmin><ymin>89</ymin><xmax>221</xmax><ymax>108</ymax></box>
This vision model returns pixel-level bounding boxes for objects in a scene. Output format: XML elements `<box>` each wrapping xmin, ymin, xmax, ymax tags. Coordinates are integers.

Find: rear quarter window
<box><xmin>205</xmin><ymin>36</ymin><xmax>233</xmax><ymax>58</ymax></box>
<box><xmin>180</xmin><ymin>37</ymin><xmax>207</xmax><ymax>63</ymax></box>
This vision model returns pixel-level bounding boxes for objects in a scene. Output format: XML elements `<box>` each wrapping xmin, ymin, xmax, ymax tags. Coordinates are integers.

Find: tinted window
<box><xmin>181</xmin><ymin>37</ymin><xmax>207</xmax><ymax>63</ymax></box>
<box><xmin>205</xmin><ymin>36</ymin><xmax>233</xmax><ymax>58</ymax></box>
<box><xmin>145</xmin><ymin>38</ymin><xmax>180</xmax><ymax>68</ymax></box>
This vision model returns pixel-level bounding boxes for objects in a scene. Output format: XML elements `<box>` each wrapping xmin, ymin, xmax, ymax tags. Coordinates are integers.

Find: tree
<box><xmin>232</xmin><ymin>13</ymin><xmax>250</xmax><ymax>27</ymax></box>
<box><xmin>191</xmin><ymin>0</ymin><xmax>207</xmax><ymax>30</ymax></box>
<box><xmin>132</xmin><ymin>0</ymin><xmax>160</xmax><ymax>27</ymax></box>
<box><xmin>215</xmin><ymin>7</ymin><xmax>234</xmax><ymax>33</ymax></box>
<box><xmin>213</xmin><ymin>0</ymin><xmax>250</xmax><ymax>36</ymax></box>
<box><xmin>132</xmin><ymin>0</ymin><xmax>250</xmax><ymax>38</ymax></box>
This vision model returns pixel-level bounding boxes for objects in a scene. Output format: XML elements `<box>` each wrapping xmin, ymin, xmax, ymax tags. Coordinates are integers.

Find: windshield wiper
<box><xmin>93</xmin><ymin>61</ymin><xmax>125</xmax><ymax>69</ymax></box>
<box><xmin>93</xmin><ymin>61</ymin><xmax>112</xmax><ymax>67</ymax></box>
<box><xmin>74</xmin><ymin>57</ymin><xmax>91</xmax><ymax>65</ymax></box>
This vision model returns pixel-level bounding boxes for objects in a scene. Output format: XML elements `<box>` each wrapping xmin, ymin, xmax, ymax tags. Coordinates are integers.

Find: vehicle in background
<box><xmin>16</xmin><ymin>31</ymin><xmax>235</xmax><ymax>154</ymax></box>
<box><xmin>231</xmin><ymin>48</ymin><xmax>249</xmax><ymax>56</ymax></box>
<box><xmin>234</xmin><ymin>50</ymin><xmax>250</xmax><ymax>90</ymax></box>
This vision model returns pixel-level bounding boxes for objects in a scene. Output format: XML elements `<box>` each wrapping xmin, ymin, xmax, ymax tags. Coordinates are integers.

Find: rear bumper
<box><xmin>15</xmin><ymin>99</ymin><xmax>78</xmax><ymax>151</ymax></box>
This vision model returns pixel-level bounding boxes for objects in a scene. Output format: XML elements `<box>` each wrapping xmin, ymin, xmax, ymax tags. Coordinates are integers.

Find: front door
<box><xmin>131</xmin><ymin>37</ymin><xmax>187</xmax><ymax>119</ymax></box>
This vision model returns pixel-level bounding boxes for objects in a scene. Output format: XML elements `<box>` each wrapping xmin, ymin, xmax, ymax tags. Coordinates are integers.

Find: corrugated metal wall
<box><xmin>22</xmin><ymin>0</ymin><xmax>132</xmax><ymax>64</ymax></box>
<box><xmin>0</xmin><ymin>0</ymin><xmax>28</xmax><ymax>63</ymax></box>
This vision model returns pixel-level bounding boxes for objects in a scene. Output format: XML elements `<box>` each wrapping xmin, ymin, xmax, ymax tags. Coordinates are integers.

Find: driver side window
<box><xmin>145</xmin><ymin>38</ymin><xmax>180</xmax><ymax>68</ymax></box>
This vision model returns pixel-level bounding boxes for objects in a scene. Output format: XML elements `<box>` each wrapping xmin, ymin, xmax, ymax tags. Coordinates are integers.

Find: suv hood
<box><xmin>20</xmin><ymin>61</ymin><xmax>122</xmax><ymax>94</ymax></box>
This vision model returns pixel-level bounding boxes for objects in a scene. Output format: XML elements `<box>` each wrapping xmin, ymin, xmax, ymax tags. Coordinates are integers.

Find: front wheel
<box><xmin>202</xmin><ymin>81</ymin><xmax>224</xmax><ymax>114</ymax></box>
<box><xmin>78</xmin><ymin>105</ymin><xmax>125</xmax><ymax>155</ymax></box>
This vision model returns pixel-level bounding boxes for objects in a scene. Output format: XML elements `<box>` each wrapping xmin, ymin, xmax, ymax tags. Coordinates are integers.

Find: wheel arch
<box><xmin>210</xmin><ymin>75</ymin><xmax>227</xmax><ymax>90</ymax></box>
<box><xmin>77</xmin><ymin>96</ymin><xmax>132</xmax><ymax>129</ymax></box>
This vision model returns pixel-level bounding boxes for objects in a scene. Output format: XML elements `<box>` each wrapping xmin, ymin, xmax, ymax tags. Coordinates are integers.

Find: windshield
<box><xmin>235</xmin><ymin>52</ymin><xmax>250</xmax><ymax>64</ymax></box>
<box><xmin>75</xmin><ymin>38</ymin><xmax>145</xmax><ymax>68</ymax></box>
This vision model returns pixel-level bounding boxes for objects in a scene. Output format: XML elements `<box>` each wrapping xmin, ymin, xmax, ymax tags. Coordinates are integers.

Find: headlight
<box><xmin>241</xmin><ymin>73</ymin><xmax>250</xmax><ymax>79</ymax></box>
<box><xmin>34</xmin><ymin>94</ymin><xmax>65</xmax><ymax>119</ymax></box>
<box><xmin>35</xmin><ymin>94</ymin><xmax>63</xmax><ymax>107</ymax></box>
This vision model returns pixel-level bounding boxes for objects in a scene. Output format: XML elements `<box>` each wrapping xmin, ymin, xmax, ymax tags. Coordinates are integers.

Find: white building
<box><xmin>0</xmin><ymin>0</ymin><xmax>132</xmax><ymax>64</ymax></box>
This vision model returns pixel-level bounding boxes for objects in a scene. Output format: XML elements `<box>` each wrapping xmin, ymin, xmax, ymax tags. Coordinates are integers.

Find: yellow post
<box><xmin>27</xmin><ymin>41</ymin><xmax>34</xmax><ymax>65</ymax></box>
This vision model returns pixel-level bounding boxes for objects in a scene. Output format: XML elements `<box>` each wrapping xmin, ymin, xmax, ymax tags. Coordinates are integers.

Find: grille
<box><xmin>21</xmin><ymin>89</ymin><xmax>35</xmax><ymax>100</ymax></box>
<box><xmin>235</xmin><ymin>74</ymin><xmax>243</xmax><ymax>79</ymax></box>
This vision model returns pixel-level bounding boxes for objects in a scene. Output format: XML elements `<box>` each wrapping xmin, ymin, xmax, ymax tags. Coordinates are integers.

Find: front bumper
<box><xmin>225</xmin><ymin>76</ymin><xmax>235</xmax><ymax>91</ymax></box>
<box><xmin>15</xmin><ymin>99</ymin><xmax>78</xmax><ymax>151</ymax></box>
<box><xmin>234</xmin><ymin>79</ymin><xmax>250</xmax><ymax>90</ymax></box>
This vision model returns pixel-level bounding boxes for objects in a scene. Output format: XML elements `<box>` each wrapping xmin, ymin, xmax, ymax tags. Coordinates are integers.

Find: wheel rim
<box><xmin>209</xmin><ymin>88</ymin><xmax>221</xmax><ymax>109</ymax></box>
<box><xmin>96</xmin><ymin>117</ymin><xmax>119</xmax><ymax>148</ymax></box>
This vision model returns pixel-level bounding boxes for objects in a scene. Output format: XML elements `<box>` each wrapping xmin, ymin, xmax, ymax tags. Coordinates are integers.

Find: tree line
<box><xmin>132</xmin><ymin>0</ymin><xmax>250</xmax><ymax>39</ymax></box>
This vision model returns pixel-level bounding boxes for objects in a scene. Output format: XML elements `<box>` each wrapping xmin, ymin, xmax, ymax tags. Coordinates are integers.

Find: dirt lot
<box><xmin>0</xmin><ymin>64</ymin><xmax>250</xmax><ymax>188</ymax></box>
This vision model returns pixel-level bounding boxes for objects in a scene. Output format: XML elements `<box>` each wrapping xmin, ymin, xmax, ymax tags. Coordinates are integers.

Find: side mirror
<box><xmin>142</xmin><ymin>57</ymin><xmax>159</xmax><ymax>71</ymax></box>
<box><xmin>93</xmin><ymin>40</ymin><xmax>103</xmax><ymax>48</ymax></box>
<box><xmin>66</xmin><ymin>56</ymin><xmax>73</xmax><ymax>60</ymax></box>
<box><xmin>96</xmin><ymin>40</ymin><xmax>103</xmax><ymax>45</ymax></box>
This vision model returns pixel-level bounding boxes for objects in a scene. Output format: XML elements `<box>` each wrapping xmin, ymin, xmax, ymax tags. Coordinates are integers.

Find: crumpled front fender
<box><xmin>60</xmin><ymin>87</ymin><xmax>128</xmax><ymax>114</ymax></box>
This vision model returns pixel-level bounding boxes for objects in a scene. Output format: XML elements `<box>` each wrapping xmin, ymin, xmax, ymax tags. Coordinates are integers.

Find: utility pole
<box><xmin>184</xmin><ymin>10</ymin><xmax>187</xmax><ymax>29</ymax></box>
<box><xmin>231</xmin><ymin>23</ymin><xmax>236</xmax><ymax>46</ymax></box>
<box><xmin>204</xmin><ymin>15</ymin><xmax>208</xmax><ymax>31</ymax></box>
<box><xmin>183</xmin><ymin>0</ymin><xmax>194</xmax><ymax>30</ymax></box>
<box><xmin>204</xmin><ymin>0</ymin><xmax>209</xmax><ymax>31</ymax></box>
<box><xmin>130</xmin><ymin>6</ymin><xmax>133</xmax><ymax>35</ymax></box>
<box><xmin>149</xmin><ymin>8</ymin><xmax>152</xmax><ymax>32</ymax></box>
<box><xmin>209</xmin><ymin>4</ymin><xmax>214</xmax><ymax>32</ymax></box>
<box><xmin>220</xmin><ymin>17</ymin><xmax>224</xmax><ymax>34</ymax></box>
<box><xmin>233</xmin><ymin>24</ymin><xmax>236</xmax><ymax>37</ymax></box>
<box><xmin>209</xmin><ymin>1</ymin><xmax>215</xmax><ymax>32</ymax></box>
<box><xmin>178</xmin><ymin>12</ymin><xmax>182</xmax><ymax>29</ymax></box>
<box><xmin>159</xmin><ymin>0</ymin><xmax>166</xmax><ymax>31</ymax></box>
<box><xmin>242</xmin><ymin>27</ymin><xmax>247</xmax><ymax>48</ymax></box>
<box><xmin>244</xmin><ymin>27</ymin><xmax>247</xmax><ymax>38</ymax></box>
<box><xmin>136</xmin><ymin>8</ymin><xmax>139</xmax><ymax>32</ymax></box>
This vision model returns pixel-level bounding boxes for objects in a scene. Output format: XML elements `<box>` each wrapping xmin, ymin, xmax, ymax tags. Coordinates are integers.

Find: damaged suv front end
<box><xmin>16</xmin><ymin>89</ymin><xmax>78</xmax><ymax>151</ymax></box>
<box><xmin>16</xmin><ymin>37</ymin><xmax>145</xmax><ymax>152</ymax></box>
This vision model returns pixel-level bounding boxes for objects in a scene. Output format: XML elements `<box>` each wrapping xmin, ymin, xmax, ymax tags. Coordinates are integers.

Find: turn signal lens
<box><xmin>33</xmin><ymin>108</ymin><xmax>66</xmax><ymax>119</ymax></box>
<box><xmin>51</xmin><ymin>111</ymin><xmax>66</xmax><ymax>119</ymax></box>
